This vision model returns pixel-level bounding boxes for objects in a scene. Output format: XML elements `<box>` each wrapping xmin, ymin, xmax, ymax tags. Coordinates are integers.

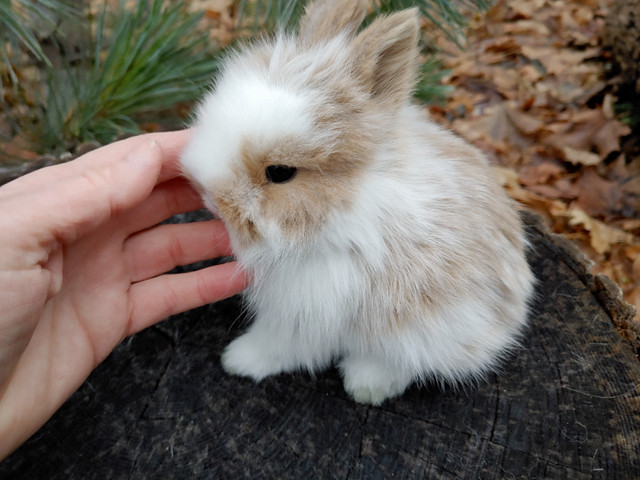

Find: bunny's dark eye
<box><xmin>265</xmin><ymin>165</ymin><xmax>297</xmax><ymax>184</ymax></box>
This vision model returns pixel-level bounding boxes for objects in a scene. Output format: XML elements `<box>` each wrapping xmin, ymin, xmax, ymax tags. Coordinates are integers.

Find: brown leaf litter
<box><xmin>428</xmin><ymin>0</ymin><xmax>640</xmax><ymax>322</ymax></box>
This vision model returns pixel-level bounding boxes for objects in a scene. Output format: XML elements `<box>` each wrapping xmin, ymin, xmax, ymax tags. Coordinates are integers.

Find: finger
<box><xmin>0</xmin><ymin>131</ymin><xmax>190</xmax><ymax>199</ymax></box>
<box><xmin>69</xmin><ymin>130</ymin><xmax>191</xmax><ymax>183</ymax></box>
<box><xmin>125</xmin><ymin>220</ymin><xmax>233</xmax><ymax>282</ymax></box>
<box><xmin>0</xmin><ymin>131</ymin><xmax>194</xmax><ymax>249</ymax></box>
<box><xmin>127</xmin><ymin>262</ymin><xmax>250</xmax><ymax>335</ymax></box>
<box><xmin>122</xmin><ymin>178</ymin><xmax>205</xmax><ymax>233</ymax></box>
<box><xmin>2</xmin><ymin>140</ymin><xmax>164</xmax><ymax>266</ymax></box>
<box><xmin>154</xmin><ymin>130</ymin><xmax>193</xmax><ymax>183</ymax></box>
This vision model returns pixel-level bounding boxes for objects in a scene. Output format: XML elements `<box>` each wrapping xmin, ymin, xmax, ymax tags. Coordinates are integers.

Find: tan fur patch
<box><xmin>350</xmin><ymin>9</ymin><xmax>420</xmax><ymax>111</ymax></box>
<box><xmin>299</xmin><ymin>0</ymin><xmax>368</xmax><ymax>46</ymax></box>
<box><xmin>214</xmin><ymin>184</ymin><xmax>260</xmax><ymax>246</ymax></box>
<box><xmin>251</xmin><ymin>136</ymin><xmax>368</xmax><ymax>242</ymax></box>
<box><xmin>210</xmin><ymin>119</ymin><xmax>376</xmax><ymax>248</ymax></box>
<box><xmin>352</xmin><ymin>144</ymin><xmax>530</xmax><ymax>337</ymax></box>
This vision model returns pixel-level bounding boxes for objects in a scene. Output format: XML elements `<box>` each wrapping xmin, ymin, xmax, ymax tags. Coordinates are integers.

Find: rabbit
<box><xmin>180</xmin><ymin>0</ymin><xmax>535</xmax><ymax>405</ymax></box>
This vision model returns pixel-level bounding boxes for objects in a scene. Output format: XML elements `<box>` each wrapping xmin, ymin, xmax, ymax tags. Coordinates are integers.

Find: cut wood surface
<box><xmin>1</xmin><ymin>211</ymin><xmax>639</xmax><ymax>479</ymax></box>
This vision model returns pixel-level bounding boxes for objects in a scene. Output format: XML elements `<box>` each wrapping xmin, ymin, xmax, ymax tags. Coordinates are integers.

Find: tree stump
<box><xmin>2</xmin><ymin>211</ymin><xmax>639</xmax><ymax>479</ymax></box>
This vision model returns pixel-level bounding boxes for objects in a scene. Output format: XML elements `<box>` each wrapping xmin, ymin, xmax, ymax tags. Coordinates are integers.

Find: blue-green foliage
<box><xmin>33</xmin><ymin>0</ymin><xmax>221</xmax><ymax>151</ymax></box>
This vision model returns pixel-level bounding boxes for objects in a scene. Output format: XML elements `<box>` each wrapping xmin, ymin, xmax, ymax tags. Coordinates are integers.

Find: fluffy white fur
<box><xmin>222</xmin><ymin>114</ymin><xmax>532</xmax><ymax>404</ymax></box>
<box><xmin>182</xmin><ymin>78</ymin><xmax>314</xmax><ymax>188</ymax></box>
<box><xmin>181</xmin><ymin>0</ymin><xmax>535</xmax><ymax>405</ymax></box>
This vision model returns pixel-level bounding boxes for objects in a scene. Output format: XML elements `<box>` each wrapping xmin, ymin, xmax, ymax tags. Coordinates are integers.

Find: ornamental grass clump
<box><xmin>32</xmin><ymin>0</ymin><xmax>222</xmax><ymax>152</ymax></box>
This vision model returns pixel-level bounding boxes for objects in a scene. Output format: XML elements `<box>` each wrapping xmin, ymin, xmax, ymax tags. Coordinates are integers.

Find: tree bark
<box><xmin>2</xmin><ymin>211</ymin><xmax>639</xmax><ymax>479</ymax></box>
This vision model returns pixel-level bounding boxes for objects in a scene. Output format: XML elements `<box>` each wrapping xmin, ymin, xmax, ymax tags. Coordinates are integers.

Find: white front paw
<box><xmin>221</xmin><ymin>332</ymin><xmax>284</xmax><ymax>381</ymax></box>
<box><xmin>340</xmin><ymin>356</ymin><xmax>411</xmax><ymax>406</ymax></box>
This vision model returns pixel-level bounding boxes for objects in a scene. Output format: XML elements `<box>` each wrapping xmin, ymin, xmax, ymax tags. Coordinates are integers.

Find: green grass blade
<box><xmin>0</xmin><ymin>3</ymin><xmax>51</xmax><ymax>65</ymax></box>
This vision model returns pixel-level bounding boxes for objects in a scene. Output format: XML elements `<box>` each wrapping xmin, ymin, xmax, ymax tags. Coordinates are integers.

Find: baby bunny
<box><xmin>181</xmin><ymin>0</ymin><xmax>535</xmax><ymax>405</ymax></box>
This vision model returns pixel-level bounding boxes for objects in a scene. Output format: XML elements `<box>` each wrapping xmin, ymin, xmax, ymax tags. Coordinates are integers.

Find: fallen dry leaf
<box><xmin>566</xmin><ymin>206</ymin><xmax>635</xmax><ymax>255</ymax></box>
<box><xmin>574</xmin><ymin>168</ymin><xmax>625</xmax><ymax>219</ymax></box>
<box><xmin>518</xmin><ymin>161</ymin><xmax>565</xmax><ymax>187</ymax></box>
<box><xmin>561</xmin><ymin>146</ymin><xmax>601</xmax><ymax>166</ymax></box>
<box><xmin>188</xmin><ymin>0</ymin><xmax>236</xmax><ymax>45</ymax></box>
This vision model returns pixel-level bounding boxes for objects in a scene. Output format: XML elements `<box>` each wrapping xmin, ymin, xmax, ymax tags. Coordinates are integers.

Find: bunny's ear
<box><xmin>350</xmin><ymin>9</ymin><xmax>420</xmax><ymax>111</ymax></box>
<box><xmin>298</xmin><ymin>0</ymin><xmax>368</xmax><ymax>45</ymax></box>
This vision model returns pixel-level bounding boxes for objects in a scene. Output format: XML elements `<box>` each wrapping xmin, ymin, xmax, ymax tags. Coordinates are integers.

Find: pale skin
<box><xmin>0</xmin><ymin>130</ymin><xmax>249</xmax><ymax>460</ymax></box>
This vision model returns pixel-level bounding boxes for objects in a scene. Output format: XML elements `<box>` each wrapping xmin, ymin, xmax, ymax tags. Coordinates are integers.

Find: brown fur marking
<box><xmin>299</xmin><ymin>0</ymin><xmax>368</xmax><ymax>46</ymax></box>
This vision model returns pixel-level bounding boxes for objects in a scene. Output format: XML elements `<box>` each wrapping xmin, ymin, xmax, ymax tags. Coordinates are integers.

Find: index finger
<box><xmin>0</xmin><ymin>130</ymin><xmax>192</xmax><ymax>198</ymax></box>
<box><xmin>82</xmin><ymin>130</ymin><xmax>192</xmax><ymax>184</ymax></box>
<box><xmin>151</xmin><ymin>130</ymin><xmax>193</xmax><ymax>183</ymax></box>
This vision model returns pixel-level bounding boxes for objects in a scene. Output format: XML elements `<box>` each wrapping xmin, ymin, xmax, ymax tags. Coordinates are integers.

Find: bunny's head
<box><xmin>181</xmin><ymin>0</ymin><xmax>420</xmax><ymax>255</ymax></box>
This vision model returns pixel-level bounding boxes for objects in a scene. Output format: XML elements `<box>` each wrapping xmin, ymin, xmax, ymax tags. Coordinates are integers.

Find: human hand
<box><xmin>0</xmin><ymin>130</ymin><xmax>249</xmax><ymax>459</ymax></box>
